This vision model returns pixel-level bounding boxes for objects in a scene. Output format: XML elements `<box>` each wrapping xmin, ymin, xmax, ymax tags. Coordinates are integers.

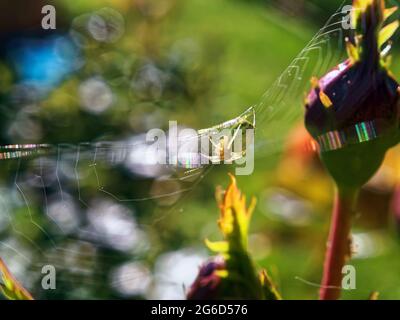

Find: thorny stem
<box><xmin>319</xmin><ymin>187</ymin><xmax>358</xmax><ymax>300</ymax></box>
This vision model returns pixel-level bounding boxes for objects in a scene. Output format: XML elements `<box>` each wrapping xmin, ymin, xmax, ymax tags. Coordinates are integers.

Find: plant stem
<box><xmin>319</xmin><ymin>187</ymin><xmax>358</xmax><ymax>300</ymax></box>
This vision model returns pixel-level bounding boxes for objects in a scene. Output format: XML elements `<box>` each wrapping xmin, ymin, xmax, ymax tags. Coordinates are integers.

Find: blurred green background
<box><xmin>1</xmin><ymin>0</ymin><xmax>400</xmax><ymax>300</ymax></box>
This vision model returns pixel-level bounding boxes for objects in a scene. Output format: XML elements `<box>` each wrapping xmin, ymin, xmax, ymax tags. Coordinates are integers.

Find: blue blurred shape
<box><xmin>7</xmin><ymin>35</ymin><xmax>81</xmax><ymax>90</ymax></box>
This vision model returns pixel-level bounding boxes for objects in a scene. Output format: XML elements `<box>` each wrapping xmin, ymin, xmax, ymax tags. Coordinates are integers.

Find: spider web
<box><xmin>0</xmin><ymin>1</ymin><xmax>397</xmax><ymax>299</ymax></box>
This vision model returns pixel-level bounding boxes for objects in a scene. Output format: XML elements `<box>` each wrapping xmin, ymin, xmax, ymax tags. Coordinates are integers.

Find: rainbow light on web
<box><xmin>0</xmin><ymin>144</ymin><xmax>50</xmax><ymax>160</ymax></box>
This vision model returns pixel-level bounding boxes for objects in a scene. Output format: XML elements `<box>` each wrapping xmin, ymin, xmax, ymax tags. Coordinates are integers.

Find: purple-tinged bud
<box><xmin>187</xmin><ymin>257</ymin><xmax>225</xmax><ymax>300</ymax></box>
<box><xmin>304</xmin><ymin>0</ymin><xmax>400</xmax><ymax>189</ymax></box>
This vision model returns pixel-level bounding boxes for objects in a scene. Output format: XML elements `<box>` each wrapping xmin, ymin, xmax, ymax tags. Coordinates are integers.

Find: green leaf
<box><xmin>346</xmin><ymin>39</ymin><xmax>360</xmax><ymax>63</ymax></box>
<box><xmin>205</xmin><ymin>239</ymin><xmax>230</xmax><ymax>253</ymax></box>
<box><xmin>352</xmin><ymin>0</ymin><xmax>376</xmax><ymax>26</ymax></box>
<box><xmin>379</xmin><ymin>20</ymin><xmax>400</xmax><ymax>47</ymax></box>
<box><xmin>260</xmin><ymin>270</ymin><xmax>282</xmax><ymax>300</ymax></box>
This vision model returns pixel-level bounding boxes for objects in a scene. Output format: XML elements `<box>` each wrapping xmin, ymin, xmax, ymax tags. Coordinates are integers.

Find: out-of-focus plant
<box><xmin>304</xmin><ymin>0</ymin><xmax>400</xmax><ymax>299</ymax></box>
<box><xmin>0</xmin><ymin>0</ymin><xmax>225</xmax><ymax>299</ymax></box>
<box><xmin>187</xmin><ymin>174</ymin><xmax>281</xmax><ymax>300</ymax></box>
<box><xmin>277</xmin><ymin>123</ymin><xmax>400</xmax><ymax>229</ymax></box>
<box><xmin>0</xmin><ymin>257</ymin><xmax>33</xmax><ymax>300</ymax></box>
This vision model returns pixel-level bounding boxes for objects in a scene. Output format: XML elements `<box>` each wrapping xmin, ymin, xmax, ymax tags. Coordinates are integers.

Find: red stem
<box><xmin>319</xmin><ymin>188</ymin><xmax>357</xmax><ymax>300</ymax></box>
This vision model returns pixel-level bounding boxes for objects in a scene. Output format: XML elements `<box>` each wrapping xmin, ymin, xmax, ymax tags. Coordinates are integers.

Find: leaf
<box><xmin>345</xmin><ymin>38</ymin><xmax>360</xmax><ymax>63</ymax></box>
<box><xmin>353</xmin><ymin>0</ymin><xmax>376</xmax><ymax>11</ymax></box>
<box><xmin>352</xmin><ymin>0</ymin><xmax>374</xmax><ymax>25</ymax></box>
<box><xmin>352</xmin><ymin>0</ymin><xmax>385</xmax><ymax>30</ymax></box>
<box><xmin>195</xmin><ymin>174</ymin><xmax>280</xmax><ymax>300</ymax></box>
<box><xmin>379</xmin><ymin>20</ymin><xmax>400</xmax><ymax>47</ymax></box>
<box><xmin>369</xmin><ymin>291</ymin><xmax>379</xmax><ymax>300</ymax></box>
<box><xmin>319</xmin><ymin>90</ymin><xmax>333</xmax><ymax>108</ymax></box>
<box><xmin>383</xmin><ymin>6</ymin><xmax>398</xmax><ymax>21</ymax></box>
<box><xmin>310</xmin><ymin>76</ymin><xmax>319</xmax><ymax>90</ymax></box>
<box><xmin>205</xmin><ymin>239</ymin><xmax>230</xmax><ymax>254</ymax></box>
<box><xmin>0</xmin><ymin>258</ymin><xmax>33</xmax><ymax>300</ymax></box>
<box><xmin>216</xmin><ymin>173</ymin><xmax>256</xmax><ymax>249</ymax></box>
<box><xmin>260</xmin><ymin>270</ymin><xmax>282</xmax><ymax>300</ymax></box>
<box><xmin>214</xmin><ymin>270</ymin><xmax>229</xmax><ymax>279</ymax></box>
<box><xmin>381</xmin><ymin>53</ymin><xmax>392</xmax><ymax>69</ymax></box>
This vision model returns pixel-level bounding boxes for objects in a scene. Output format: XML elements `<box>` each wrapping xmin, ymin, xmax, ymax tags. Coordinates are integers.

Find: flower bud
<box><xmin>304</xmin><ymin>0</ymin><xmax>400</xmax><ymax>189</ymax></box>
<box><xmin>186</xmin><ymin>257</ymin><xmax>225</xmax><ymax>300</ymax></box>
